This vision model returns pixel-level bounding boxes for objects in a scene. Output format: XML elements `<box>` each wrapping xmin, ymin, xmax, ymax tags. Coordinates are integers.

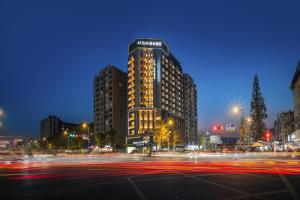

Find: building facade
<box><xmin>127</xmin><ymin>38</ymin><xmax>195</xmax><ymax>145</ymax></box>
<box><xmin>40</xmin><ymin>115</ymin><xmax>78</xmax><ymax>139</ymax></box>
<box><xmin>290</xmin><ymin>60</ymin><xmax>300</xmax><ymax>145</ymax></box>
<box><xmin>274</xmin><ymin>111</ymin><xmax>295</xmax><ymax>144</ymax></box>
<box><xmin>183</xmin><ymin>73</ymin><xmax>198</xmax><ymax>144</ymax></box>
<box><xmin>40</xmin><ymin>115</ymin><xmax>62</xmax><ymax>139</ymax></box>
<box><xmin>93</xmin><ymin>65</ymin><xmax>127</xmax><ymax>148</ymax></box>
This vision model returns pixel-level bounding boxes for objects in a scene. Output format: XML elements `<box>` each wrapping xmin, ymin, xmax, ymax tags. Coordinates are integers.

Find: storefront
<box><xmin>125</xmin><ymin>135</ymin><xmax>153</xmax><ymax>154</ymax></box>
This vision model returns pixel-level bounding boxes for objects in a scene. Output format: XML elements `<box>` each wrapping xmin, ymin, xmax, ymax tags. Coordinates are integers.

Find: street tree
<box><xmin>170</xmin><ymin>130</ymin><xmax>181</xmax><ymax>149</ymax></box>
<box><xmin>106</xmin><ymin>129</ymin><xmax>116</xmax><ymax>148</ymax></box>
<box><xmin>154</xmin><ymin>124</ymin><xmax>169</xmax><ymax>149</ymax></box>
<box><xmin>250</xmin><ymin>74</ymin><xmax>267</xmax><ymax>141</ymax></box>
<box><xmin>95</xmin><ymin>132</ymin><xmax>106</xmax><ymax>148</ymax></box>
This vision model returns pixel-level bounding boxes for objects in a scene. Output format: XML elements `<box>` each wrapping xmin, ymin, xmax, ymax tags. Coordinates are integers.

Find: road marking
<box><xmin>279</xmin><ymin>174</ymin><xmax>300</xmax><ymax>200</ymax></box>
<box><xmin>220</xmin><ymin>189</ymin><xmax>289</xmax><ymax>200</ymax></box>
<box><xmin>232</xmin><ymin>172</ymin><xmax>281</xmax><ymax>181</ymax></box>
<box><xmin>171</xmin><ymin>171</ymin><xmax>268</xmax><ymax>200</ymax></box>
<box><xmin>128</xmin><ymin>177</ymin><xmax>147</xmax><ymax>200</ymax></box>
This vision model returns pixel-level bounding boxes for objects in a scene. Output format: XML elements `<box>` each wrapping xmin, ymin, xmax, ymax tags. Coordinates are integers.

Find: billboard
<box><xmin>226</xmin><ymin>123</ymin><xmax>236</xmax><ymax>132</ymax></box>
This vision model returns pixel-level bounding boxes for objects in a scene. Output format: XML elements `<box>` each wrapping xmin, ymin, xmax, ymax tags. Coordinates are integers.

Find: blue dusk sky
<box><xmin>1</xmin><ymin>0</ymin><xmax>300</xmax><ymax>136</ymax></box>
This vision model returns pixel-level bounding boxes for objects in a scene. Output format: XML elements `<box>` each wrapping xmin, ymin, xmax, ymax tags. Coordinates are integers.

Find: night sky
<box><xmin>1</xmin><ymin>0</ymin><xmax>300</xmax><ymax>136</ymax></box>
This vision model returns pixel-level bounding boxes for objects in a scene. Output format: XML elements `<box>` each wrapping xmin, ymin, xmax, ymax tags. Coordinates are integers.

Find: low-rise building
<box><xmin>274</xmin><ymin>111</ymin><xmax>294</xmax><ymax>145</ymax></box>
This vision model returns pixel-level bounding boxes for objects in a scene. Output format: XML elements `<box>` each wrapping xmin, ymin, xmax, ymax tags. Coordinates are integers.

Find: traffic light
<box><xmin>265</xmin><ymin>130</ymin><xmax>271</xmax><ymax>141</ymax></box>
<box><xmin>213</xmin><ymin>125</ymin><xmax>224</xmax><ymax>131</ymax></box>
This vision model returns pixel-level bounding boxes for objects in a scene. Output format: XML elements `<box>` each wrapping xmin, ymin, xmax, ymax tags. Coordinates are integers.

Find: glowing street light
<box><xmin>232</xmin><ymin>106</ymin><xmax>240</xmax><ymax>114</ymax></box>
<box><xmin>167</xmin><ymin>119</ymin><xmax>174</xmax><ymax>126</ymax></box>
<box><xmin>230</xmin><ymin>105</ymin><xmax>249</xmax><ymax>146</ymax></box>
<box><xmin>246</xmin><ymin>117</ymin><xmax>252</xmax><ymax>123</ymax></box>
<box><xmin>0</xmin><ymin>108</ymin><xmax>4</xmax><ymax>118</ymax></box>
<box><xmin>82</xmin><ymin>122</ymin><xmax>87</xmax><ymax>128</ymax></box>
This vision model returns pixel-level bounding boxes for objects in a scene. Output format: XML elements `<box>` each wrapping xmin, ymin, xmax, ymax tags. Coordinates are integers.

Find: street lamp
<box><xmin>167</xmin><ymin>119</ymin><xmax>174</xmax><ymax>126</ymax></box>
<box><xmin>81</xmin><ymin>122</ymin><xmax>90</xmax><ymax>149</ymax></box>
<box><xmin>0</xmin><ymin>108</ymin><xmax>5</xmax><ymax>128</ymax></box>
<box><xmin>231</xmin><ymin>105</ymin><xmax>247</xmax><ymax>148</ymax></box>
<box><xmin>167</xmin><ymin>119</ymin><xmax>174</xmax><ymax>151</ymax></box>
<box><xmin>246</xmin><ymin>117</ymin><xmax>252</xmax><ymax>123</ymax></box>
<box><xmin>232</xmin><ymin>106</ymin><xmax>240</xmax><ymax>114</ymax></box>
<box><xmin>0</xmin><ymin>108</ymin><xmax>4</xmax><ymax>118</ymax></box>
<box><xmin>82</xmin><ymin>122</ymin><xmax>87</xmax><ymax>129</ymax></box>
<box><xmin>63</xmin><ymin>130</ymin><xmax>70</xmax><ymax>150</ymax></box>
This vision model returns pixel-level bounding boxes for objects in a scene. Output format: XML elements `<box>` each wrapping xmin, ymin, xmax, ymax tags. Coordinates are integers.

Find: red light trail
<box><xmin>0</xmin><ymin>160</ymin><xmax>300</xmax><ymax>181</ymax></box>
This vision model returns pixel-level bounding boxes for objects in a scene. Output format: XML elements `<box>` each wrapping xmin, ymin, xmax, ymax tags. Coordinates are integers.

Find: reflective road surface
<box><xmin>1</xmin><ymin>152</ymin><xmax>300</xmax><ymax>200</ymax></box>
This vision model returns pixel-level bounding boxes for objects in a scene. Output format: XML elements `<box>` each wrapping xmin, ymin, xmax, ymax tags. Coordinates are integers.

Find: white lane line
<box><xmin>220</xmin><ymin>189</ymin><xmax>289</xmax><ymax>200</ymax></box>
<box><xmin>279</xmin><ymin>174</ymin><xmax>300</xmax><ymax>200</ymax></box>
<box><xmin>128</xmin><ymin>177</ymin><xmax>147</xmax><ymax>200</ymax></box>
<box><xmin>171</xmin><ymin>171</ymin><xmax>269</xmax><ymax>200</ymax></box>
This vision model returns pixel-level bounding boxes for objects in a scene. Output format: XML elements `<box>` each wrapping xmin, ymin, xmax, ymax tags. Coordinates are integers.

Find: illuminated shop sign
<box><xmin>129</xmin><ymin>39</ymin><xmax>169</xmax><ymax>54</ymax></box>
<box><xmin>136</xmin><ymin>40</ymin><xmax>162</xmax><ymax>46</ymax></box>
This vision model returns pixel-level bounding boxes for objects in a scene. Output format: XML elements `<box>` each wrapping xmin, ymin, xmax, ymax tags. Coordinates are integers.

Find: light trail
<box><xmin>0</xmin><ymin>159</ymin><xmax>299</xmax><ymax>181</ymax></box>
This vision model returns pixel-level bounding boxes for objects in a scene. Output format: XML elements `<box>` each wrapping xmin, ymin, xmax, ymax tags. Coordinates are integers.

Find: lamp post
<box><xmin>231</xmin><ymin>105</ymin><xmax>251</xmax><ymax>149</ymax></box>
<box><xmin>0</xmin><ymin>108</ymin><xmax>5</xmax><ymax>129</ymax></box>
<box><xmin>167</xmin><ymin>119</ymin><xmax>174</xmax><ymax>151</ymax></box>
<box><xmin>0</xmin><ymin>108</ymin><xmax>4</xmax><ymax>118</ymax></box>
<box><xmin>81</xmin><ymin>122</ymin><xmax>90</xmax><ymax>149</ymax></box>
<box><xmin>64</xmin><ymin>130</ymin><xmax>70</xmax><ymax>150</ymax></box>
<box><xmin>42</xmin><ymin>137</ymin><xmax>48</xmax><ymax>151</ymax></box>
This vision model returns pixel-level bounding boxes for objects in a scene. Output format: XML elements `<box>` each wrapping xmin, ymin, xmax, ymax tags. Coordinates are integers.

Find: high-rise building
<box><xmin>93</xmin><ymin>65</ymin><xmax>127</xmax><ymax>148</ymax></box>
<box><xmin>183</xmin><ymin>73</ymin><xmax>198</xmax><ymax>144</ymax></box>
<box><xmin>127</xmin><ymin>38</ymin><xmax>189</xmax><ymax>145</ymax></box>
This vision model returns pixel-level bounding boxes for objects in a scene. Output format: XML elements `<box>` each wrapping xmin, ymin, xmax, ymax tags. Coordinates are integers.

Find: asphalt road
<box><xmin>0</xmin><ymin>152</ymin><xmax>300</xmax><ymax>200</ymax></box>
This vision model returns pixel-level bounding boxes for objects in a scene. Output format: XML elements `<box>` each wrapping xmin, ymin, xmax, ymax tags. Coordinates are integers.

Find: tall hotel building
<box><xmin>94</xmin><ymin>65</ymin><xmax>127</xmax><ymax>148</ymax></box>
<box><xmin>127</xmin><ymin>38</ymin><xmax>197</xmax><ymax>145</ymax></box>
<box><xmin>183</xmin><ymin>74</ymin><xmax>198</xmax><ymax>144</ymax></box>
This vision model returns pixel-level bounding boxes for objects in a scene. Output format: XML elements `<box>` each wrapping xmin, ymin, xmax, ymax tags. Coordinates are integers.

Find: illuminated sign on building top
<box><xmin>136</xmin><ymin>40</ymin><xmax>162</xmax><ymax>47</ymax></box>
<box><xmin>129</xmin><ymin>39</ymin><xmax>169</xmax><ymax>54</ymax></box>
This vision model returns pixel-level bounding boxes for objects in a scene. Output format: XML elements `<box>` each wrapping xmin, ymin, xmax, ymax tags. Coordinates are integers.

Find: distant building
<box><xmin>93</xmin><ymin>65</ymin><xmax>127</xmax><ymax>148</ymax></box>
<box><xmin>40</xmin><ymin>115</ymin><xmax>62</xmax><ymax>139</ymax></box>
<box><xmin>290</xmin><ymin>60</ymin><xmax>300</xmax><ymax>145</ymax></box>
<box><xmin>183</xmin><ymin>73</ymin><xmax>198</xmax><ymax>144</ymax></box>
<box><xmin>0</xmin><ymin>136</ymin><xmax>23</xmax><ymax>149</ymax></box>
<box><xmin>40</xmin><ymin>115</ymin><xmax>78</xmax><ymax>139</ymax></box>
<box><xmin>274</xmin><ymin>111</ymin><xmax>294</xmax><ymax>144</ymax></box>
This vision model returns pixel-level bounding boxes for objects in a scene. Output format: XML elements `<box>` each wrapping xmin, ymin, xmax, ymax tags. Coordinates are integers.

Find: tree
<box><xmin>250</xmin><ymin>75</ymin><xmax>267</xmax><ymax>141</ymax></box>
<box><xmin>95</xmin><ymin>132</ymin><xmax>106</xmax><ymax>148</ymax></box>
<box><xmin>170</xmin><ymin>130</ymin><xmax>181</xmax><ymax>149</ymax></box>
<box><xmin>154</xmin><ymin>124</ymin><xmax>169</xmax><ymax>149</ymax></box>
<box><xmin>106</xmin><ymin>129</ymin><xmax>116</xmax><ymax>148</ymax></box>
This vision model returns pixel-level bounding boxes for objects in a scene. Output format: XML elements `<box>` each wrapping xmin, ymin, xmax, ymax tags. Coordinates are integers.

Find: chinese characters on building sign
<box><xmin>137</xmin><ymin>40</ymin><xmax>162</xmax><ymax>46</ymax></box>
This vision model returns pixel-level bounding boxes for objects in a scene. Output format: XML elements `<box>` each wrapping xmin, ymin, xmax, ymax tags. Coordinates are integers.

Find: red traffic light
<box><xmin>213</xmin><ymin>125</ymin><xmax>224</xmax><ymax>131</ymax></box>
<box><xmin>265</xmin><ymin>130</ymin><xmax>271</xmax><ymax>141</ymax></box>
